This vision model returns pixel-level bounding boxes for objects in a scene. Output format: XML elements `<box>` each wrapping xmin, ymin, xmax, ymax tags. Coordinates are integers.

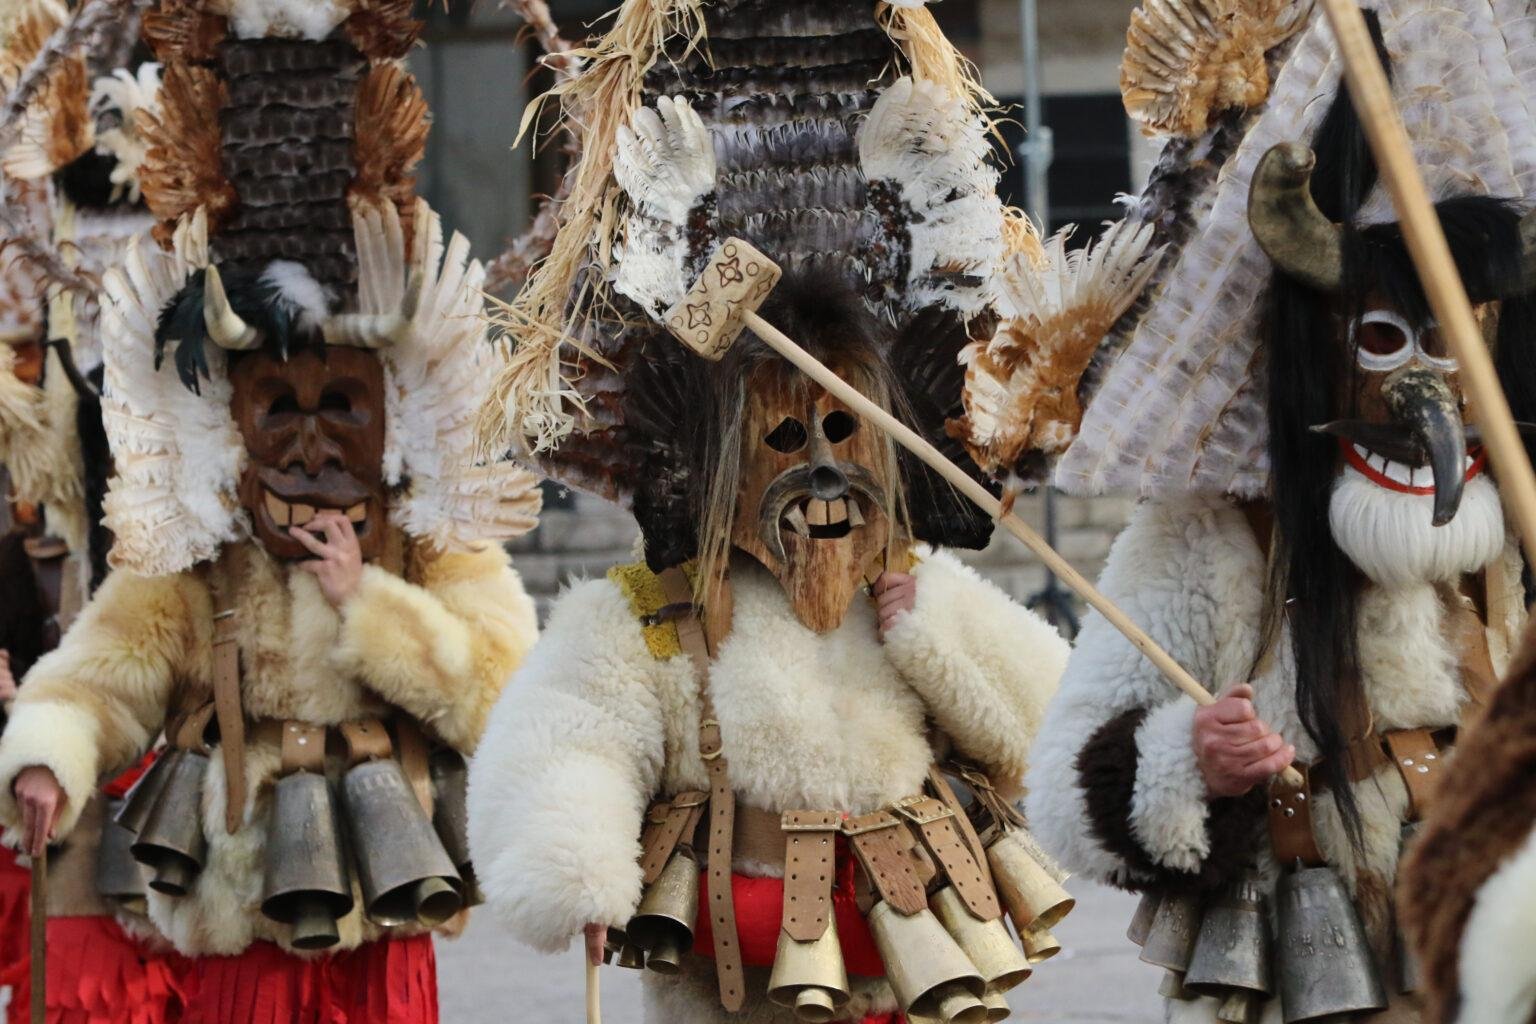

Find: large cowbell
<box><xmin>129</xmin><ymin>749</ymin><xmax>209</xmax><ymax>896</ymax></box>
<box><xmin>341</xmin><ymin>758</ymin><xmax>463</xmax><ymax>927</ymax></box>
<box><xmin>260</xmin><ymin>770</ymin><xmax>354</xmax><ymax>949</ymax></box>
<box><xmin>1275</xmin><ymin>866</ymin><xmax>1387</xmax><ymax>1023</ymax></box>
<box><xmin>114</xmin><ymin>748</ymin><xmax>181</xmax><ymax>836</ymax></box>
<box><xmin>626</xmin><ymin>851</ymin><xmax>699</xmax><ymax>974</ymax></box>
<box><xmin>767</xmin><ymin>914</ymin><xmax>851</xmax><ymax>1023</ymax></box>
<box><xmin>96</xmin><ymin>798</ymin><xmax>149</xmax><ymax>915</ymax></box>
<box><xmin>1184</xmin><ymin>874</ymin><xmax>1273</xmax><ymax>1024</ymax></box>
<box><xmin>430</xmin><ymin>750</ymin><xmax>481</xmax><ymax>906</ymax></box>
<box><xmin>867</xmin><ymin>900</ymin><xmax>989</xmax><ymax>1024</ymax></box>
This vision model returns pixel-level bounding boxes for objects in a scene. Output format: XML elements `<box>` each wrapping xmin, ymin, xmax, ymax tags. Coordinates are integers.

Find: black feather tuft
<box><xmin>154</xmin><ymin>264</ymin><xmax>322</xmax><ymax>393</ymax></box>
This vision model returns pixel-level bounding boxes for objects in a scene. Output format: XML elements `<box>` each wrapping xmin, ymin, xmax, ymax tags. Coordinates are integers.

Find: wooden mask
<box><xmin>732</xmin><ymin>363</ymin><xmax>891</xmax><ymax>633</ymax></box>
<box><xmin>229</xmin><ymin>347</ymin><xmax>388</xmax><ymax>561</ymax></box>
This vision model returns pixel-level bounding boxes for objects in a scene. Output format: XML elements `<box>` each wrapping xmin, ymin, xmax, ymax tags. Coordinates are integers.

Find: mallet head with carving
<box><xmin>665</xmin><ymin>238</ymin><xmax>783</xmax><ymax>360</ymax></box>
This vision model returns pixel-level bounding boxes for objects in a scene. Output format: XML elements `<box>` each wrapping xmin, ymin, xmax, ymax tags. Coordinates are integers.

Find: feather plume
<box><xmin>0</xmin><ymin>0</ymin><xmax>66</xmax><ymax>86</ymax></box>
<box><xmin>136</xmin><ymin>62</ymin><xmax>235</xmax><ymax>246</ymax></box>
<box><xmin>350</xmin><ymin>60</ymin><xmax>428</xmax><ymax>250</ymax></box>
<box><xmin>89</xmin><ymin>62</ymin><xmax>162</xmax><ymax>204</ymax></box>
<box><xmin>141</xmin><ymin>0</ymin><xmax>226</xmax><ymax>62</ymax></box>
<box><xmin>953</xmin><ymin>219</ymin><xmax>1161</xmax><ymax>481</ymax></box>
<box><xmin>341</xmin><ymin>0</ymin><xmax>418</xmax><ymax>60</ymax></box>
<box><xmin>0</xmin><ymin>342</ymin><xmax>76</xmax><ymax>511</ymax></box>
<box><xmin>1120</xmin><ymin>0</ymin><xmax>1312</xmax><ymax>138</ymax></box>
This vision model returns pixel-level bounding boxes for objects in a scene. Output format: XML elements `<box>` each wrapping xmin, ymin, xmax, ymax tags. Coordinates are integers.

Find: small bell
<box><xmin>867</xmin><ymin>900</ymin><xmax>988</xmax><ymax>1024</ymax></box>
<box><xmin>129</xmin><ymin>749</ymin><xmax>209</xmax><ymax>896</ymax></box>
<box><xmin>114</xmin><ymin>749</ymin><xmax>181</xmax><ymax>836</ymax></box>
<box><xmin>986</xmin><ymin>829</ymin><xmax>1075</xmax><ymax>932</ymax></box>
<box><xmin>1018</xmin><ymin>921</ymin><xmax>1060</xmax><ymax>964</ymax></box>
<box><xmin>931</xmin><ymin>885</ymin><xmax>1032</xmax><ymax>993</ymax></box>
<box><xmin>626</xmin><ymin>851</ymin><xmax>699</xmax><ymax>974</ymax></box>
<box><xmin>259</xmin><ymin>771</ymin><xmax>354</xmax><ymax>949</ymax></box>
<box><xmin>981</xmin><ymin>988</ymin><xmax>1010</xmax><ymax>1022</ymax></box>
<box><xmin>1274</xmin><ymin>865</ymin><xmax>1386</xmax><ymax>1023</ymax></box>
<box><xmin>95</xmin><ymin>798</ymin><xmax>148</xmax><ymax>915</ymax></box>
<box><xmin>766</xmin><ymin>915</ymin><xmax>851</xmax><ymax>1022</ymax></box>
<box><xmin>615</xmin><ymin>941</ymin><xmax>647</xmax><ymax>970</ymax></box>
<box><xmin>341</xmin><ymin>758</ymin><xmax>463</xmax><ymax>927</ymax></box>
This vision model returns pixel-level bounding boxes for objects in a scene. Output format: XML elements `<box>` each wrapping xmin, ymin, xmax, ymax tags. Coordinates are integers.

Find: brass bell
<box><xmin>114</xmin><ymin>749</ymin><xmax>181</xmax><ymax>836</ymax></box>
<box><xmin>626</xmin><ymin>851</ymin><xmax>699</xmax><ymax>975</ymax></box>
<box><xmin>1184</xmin><ymin>874</ymin><xmax>1272</xmax><ymax>1024</ymax></box>
<box><xmin>95</xmin><ymin>798</ymin><xmax>148</xmax><ymax>915</ymax></box>
<box><xmin>981</xmin><ymin>989</ymin><xmax>1010</xmax><ymax>1022</ymax></box>
<box><xmin>1159</xmin><ymin>969</ymin><xmax>1194</xmax><ymax>1000</ymax></box>
<box><xmin>1138</xmin><ymin>889</ymin><xmax>1200</xmax><ymax>972</ymax></box>
<box><xmin>259</xmin><ymin>771</ymin><xmax>354</xmax><ymax>950</ymax></box>
<box><xmin>931</xmin><ymin>886</ymin><xmax>1031</xmax><ymax>993</ymax></box>
<box><xmin>866</xmin><ymin>900</ymin><xmax>988</xmax><ymax>1024</ymax></box>
<box><xmin>767</xmin><ymin>916</ymin><xmax>851</xmax><ymax>1022</ymax></box>
<box><xmin>341</xmin><ymin>758</ymin><xmax>463</xmax><ymax>927</ymax></box>
<box><xmin>1127</xmin><ymin>891</ymin><xmax>1162</xmax><ymax>946</ymax></box>
<box><xmin>986</xmin><ymin>829</ymin><xmax>1075</xmax><ymax>932</ymax></box>
<box><xmin>615</xmin><ymin>941</ymin><xmax>647</xmax><ymax>970</ymax></box>
<box><xmin>130</xmin><ymin>748</ymin><xmax>209</xmax><ymax>896</ymax></box>
<box><xmin>1274</xmin><ymin>866</ymin><xmax>1386</xmax><ymax>1023</ymax></box>
<box><xmin>430</xmin><ymin>751</ymin><xmax>481</xmax><ymax>906</ymax></box>
<box><xmin>1018</xmin><ymin>921</ymin><xmax>1060</xmax><ymax>964</ymax></box>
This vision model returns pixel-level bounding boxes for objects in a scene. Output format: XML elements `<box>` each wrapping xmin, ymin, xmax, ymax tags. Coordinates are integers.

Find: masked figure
<box><xmin>1019</xmin><ymin>2</ymin><xmax>1536</xmax><ymax>1023</ymax></box>
<box><xmin>0</xmin><ymin>4</ymin><xmax>542</xmax><ymax>1023</ymax></box>
<box><xmin>468</xmin><ymin>4</ymin><xmax>1072</xmax><ymax>1023</ymax></box>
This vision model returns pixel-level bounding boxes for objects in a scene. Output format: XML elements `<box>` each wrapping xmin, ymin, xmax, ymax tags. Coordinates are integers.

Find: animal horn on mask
<box><xmin>1248</xmin><ymin>143</ymin><xmax>1344</xmax><ymax>293</ymax></box>
<box><xmin>201</xmin><ymin>265</ymin><xmax>260</xmax><ymax>351</ymax></box>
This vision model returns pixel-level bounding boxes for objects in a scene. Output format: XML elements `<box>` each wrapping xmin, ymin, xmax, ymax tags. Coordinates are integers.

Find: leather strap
<box><xmin>395</xmin><ymin>716</ymin><xmax>434</xmax><ymax>815</ymax></box>
<box><xmin>897</xmin><ymin>795</ymin><xmax>1000</xmax><ymax>920</ymax></box>
<box><xmin>659</xmin><ymin>567</ymin><xmax>743</xmax><ymax>1012</ymax></box>
<box><xmin>173</xmin><ymin>704</ymin><xmax>216</xmax><ymax>753</ymax></box>
<box><xmin>639</xmin><ymin>791</ymin><xmax>708</xmax><ymax>886</ymax></box>
<box><xmin>844</xmin><ymin>810</ymin><xmax>928</xmax><ymax>914</ymax></box>
<box><xmin>206</xmin><ymin>550</ymin><xmax>247</xmax><ymax>836</ymax></box>
<box><xmin>1448</xmin><ymin>586</ymin><xmax>1497</xmax><ymax>708</ymax></box>
<box><xmin>780</xmin><ymin>810</ymin><xmax>839</xmax><ymax>941</ymax></box>
<box><xmin>280</xmin><ymin>721</ymin><xmax>326</xmax><ymax>774</ymax></box>
<box><xmin>1384</xmin><ymin>728</ymin><xmax>1445</xmax><ymax>821</ymax></box>
<box><xmin>1267</xmin><ymin>772</ymin><xmax>1325</xmax><ymax>868</ymax></box>
<box><xmin>340</xmin><ymin>719</ymin><xmax>393</xmax><ymax>765</ymax></box>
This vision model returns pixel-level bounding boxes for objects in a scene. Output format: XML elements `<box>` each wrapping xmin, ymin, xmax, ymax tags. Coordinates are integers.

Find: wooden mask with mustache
<box><xmin>229</xmin><ymin>347</ymin><xmax>387</xmax><ymax>561</ymax></box>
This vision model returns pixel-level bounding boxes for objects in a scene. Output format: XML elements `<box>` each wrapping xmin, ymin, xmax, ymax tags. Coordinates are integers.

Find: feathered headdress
<box><xmin>480</xmin><ymin>0</ymin><xmax>1024</xmax><ymax>566</ymax></box>
<box><xmin>98</xmin><ymin>0</ymin><xmax>540</xmax><ymax>576</ymax></box>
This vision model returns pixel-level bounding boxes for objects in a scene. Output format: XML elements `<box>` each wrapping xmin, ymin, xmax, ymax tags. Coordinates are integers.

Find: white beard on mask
<box><xmin>1329</xmin><ymin>465</ymin><xmax>1505</xmax><ymax>588</ymax></box>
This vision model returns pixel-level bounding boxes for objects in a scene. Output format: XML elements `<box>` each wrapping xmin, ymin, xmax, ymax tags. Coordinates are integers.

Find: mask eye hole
<box><xmin>266</xmin><ymin>393</ymin><xmax>299</xmax><ymax>418</ymax></box>
<box><xmin>320</xmin><ymin>389</ymin><xmax>352</xmax><ymax>414</ymax></box>
<box><xmin>765</xmin><ymin>417</ymin><xmax>808</xmax><ymax>453</ymax></box>
<box><xmin>822</xmin><ymin>410</ymin><xmax>857</xmax><ymax>444</ymax></box>
<box><xmin>1354</xmin><ymin>310</ymin><xmax>1415</xmax><ymax>371</ymax></box>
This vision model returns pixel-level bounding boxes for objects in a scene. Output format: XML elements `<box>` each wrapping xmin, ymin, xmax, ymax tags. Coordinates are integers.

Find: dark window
<box><xmin>995</xmin><ymin>92</ymin><xmax>1132</xmax><ymax>245</ymax></box>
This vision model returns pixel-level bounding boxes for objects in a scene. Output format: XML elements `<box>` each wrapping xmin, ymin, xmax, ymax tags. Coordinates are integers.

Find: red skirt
<box><xmin>0</xmin><ymin>847</ymin><xmax>28</xmax><ymax>978</ymax></box>
<box><xmin>179</xmin><ymin>935</ymin><xmax>437</xmax><ymax>1024</ymax></box>
<box><xmin>0</xmin><ymin>916</ymin><xmax>188</xmax><ymax>1024</ymax></box>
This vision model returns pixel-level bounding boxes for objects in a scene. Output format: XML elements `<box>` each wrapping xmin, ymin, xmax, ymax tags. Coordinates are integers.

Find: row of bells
<box><xmin>607</xmin><ymin>828</ymin><xmax>1076</xmax><ymax>1024</ymax></box>
<box><xmin>106</xmin><ymin>745</ymin><xmax>478</xmax><ymax>949</ymax></box>
<box><xmin>1128</xmin><ymin>861</ymin><xmax>1411</xmax><ymax>1024</ymax></box>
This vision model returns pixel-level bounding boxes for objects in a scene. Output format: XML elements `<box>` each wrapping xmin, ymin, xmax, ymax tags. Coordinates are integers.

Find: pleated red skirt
<box><xmin>0</xmin><ymin>847</ymin><xmax>27</xmax><ymax>980</ymax></box>
<box><xmin>0</xmin><ymin>916</ymin><xmax>188</xmax><ymax>1024</ymax></box>
<box><xmin>179</xmin><ymin>935</ymin><xmax>437</xmax><ymax>1024</ymax></box>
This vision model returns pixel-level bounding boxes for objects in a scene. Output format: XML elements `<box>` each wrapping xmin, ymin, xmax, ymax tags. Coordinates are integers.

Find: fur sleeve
<box><xmin>466</xmin><ymin>577</ymin><xmax>669</xmax><ymax>954</ymax></box>
<box><xmin>1025</xmin><ymin>497</ymin><xmax>1262</xmax><ymax>888</ymax></box>
<box><xmin>0</xmin><ymin>570</ymin><xmax>204</xmax><ymax>837</ymax></box>
<box><xmin>882</xmin><ymin>549</ymin><xmax>1067</xmax><ymax>793</ymax></box>
<box><xmin>336</xmin><ymin>542</ymin><xmax>537</xmax><ymax>754</ymax></box>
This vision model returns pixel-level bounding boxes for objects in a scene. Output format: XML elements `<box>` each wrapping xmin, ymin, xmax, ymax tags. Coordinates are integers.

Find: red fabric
<box><xmin>179</xmin><ymin>935</ymin><xmax>437</xmax><ymax>1024</ymax></box>
<box><xmin>1</xmin><ymin>915</ymin><xmax>188</xmax><ymax>1024</ymax></box>
<box><xmin>0</xmin><ymin>847</ymin><xmax>29</xmax><ymax>976</ymax></box>
<box><xmin>101</xmin><ymin>751</ymin><xmax>163</xmax><ymax>801</ymax></box>
<box><xmin>691</xmin><ymin>837</ymin><xmax>886</xmax><ymax>978</ymax></box>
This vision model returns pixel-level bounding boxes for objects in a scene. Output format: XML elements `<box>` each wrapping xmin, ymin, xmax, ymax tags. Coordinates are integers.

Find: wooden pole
<box><xmin>1315</xmin><ymin>0</ymin><xmax>1536</xmax><ymax>562</ymax></box>
<box><xmin>585</xmin><ymin>960</ymin><xmax>601</xmax><ymax>1024</ymax></box>
<box><xmin>743</xmin><ymin>309</ymin><xmax>1306</xmax><ymax>788</ymax></box>
<box><xmin>29</xmin><ymin>846</ymin><xmax>45</xmax><ymax>1024</ymax></box>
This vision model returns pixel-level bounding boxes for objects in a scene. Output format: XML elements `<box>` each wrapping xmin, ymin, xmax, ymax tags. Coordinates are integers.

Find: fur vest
<box><xmin>467</xmin><ymin>550</ymin><xmax>1068</xmax><ymax>1024</ymax></box>
<box><xmin>1025</xmin><ymin>493</ymin><xmax>1525</xmax><ymax>1024</ymax></box>
<box><xmin>0</xmin><ymin>537</ymin><xmax>537</xmax><ymax>956</ymax></box>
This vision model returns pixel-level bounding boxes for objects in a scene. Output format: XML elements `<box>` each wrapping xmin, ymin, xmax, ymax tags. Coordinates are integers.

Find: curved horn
<box><xmin>202</xmin><ymin>265</ymin><xmax>260</xmax><ymax>350</ymax></box>
<box><xmin>1248</xmin><ymin>143</ymin><xmax>1344</xmax><ymax>293</ymax></box>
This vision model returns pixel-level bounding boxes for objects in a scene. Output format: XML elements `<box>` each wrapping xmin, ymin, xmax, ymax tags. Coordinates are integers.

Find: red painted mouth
<box><xmin>1340</xmin><ymin>438</ymin><xmax>1486</xmax><ymax>495</ymax></box>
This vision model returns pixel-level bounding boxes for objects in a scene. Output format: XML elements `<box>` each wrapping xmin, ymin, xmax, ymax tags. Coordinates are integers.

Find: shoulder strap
<box><xmin>207</xmin><ymin>549</ymin><xmax>246</xmax><ymax>835</ymax></box>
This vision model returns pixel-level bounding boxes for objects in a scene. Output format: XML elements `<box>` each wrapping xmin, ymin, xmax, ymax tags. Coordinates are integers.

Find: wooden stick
<box><xmin>585</xmin><ymin>959</ymin><xmax>601</xmax><ymax>1024</ymax></box>
<box><xmin>29</xmin><ymin>846</ymin><xmax>45</xmax><ymax>1024</ymax></box>
<box><xmin>743</xmin><ymin>310</ymin><xmax>1306</xmax><ymax>788</ymax></box>
<box><xmin>1315</xmin><ymin>0</ymin><xmax>1536</xmax><ymax>563</ymax></box>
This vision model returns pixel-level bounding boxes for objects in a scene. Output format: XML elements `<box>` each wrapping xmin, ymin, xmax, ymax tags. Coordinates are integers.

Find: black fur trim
<box><xmin>1076</xmin><ymin>707</ymin><xmax>1264</xmax><ymax>894</ymax></box>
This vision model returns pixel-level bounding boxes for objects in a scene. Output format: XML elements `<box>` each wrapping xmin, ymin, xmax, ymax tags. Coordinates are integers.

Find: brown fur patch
<box><xmin>137</xmin><ymin>63</ymin><xmax>237</xmax><ymax>247</ymax></box>
<box><xmin>1399</xmin><ymin>619</ymin><xmax>1536</xmax><ymax>1024</ymax></box>
<box><xmin>141</xmin><ymin>0</ymin><xmax>228</xmax><ymax>64</ymax></box>
<box><xmin>349</xmin><ymin>62</ymin><xmax>427</xmax><ymax>254</ymax></box>
<box><xmin>342</xmin><ymin>0</ymin><xmax>421</xmax><ymax>60</ymax></box>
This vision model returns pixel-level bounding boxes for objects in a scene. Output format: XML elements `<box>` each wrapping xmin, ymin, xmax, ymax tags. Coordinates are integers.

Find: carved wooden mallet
<box><xmin>667</xmin><ymin>237</ymin><xmax>1305</xmax><ymax>788</ymax></box>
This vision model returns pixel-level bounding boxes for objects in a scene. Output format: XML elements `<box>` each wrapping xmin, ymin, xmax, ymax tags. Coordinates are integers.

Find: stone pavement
<box><xmin>436</xmin><ymin>881</ymin><xmax>1163</xmax><ymax>1024</ymax></box>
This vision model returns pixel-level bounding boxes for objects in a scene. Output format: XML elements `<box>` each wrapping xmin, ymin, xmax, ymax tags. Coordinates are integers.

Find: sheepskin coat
<box><xmin>467</xmin><ymin>550</ymin><xmax>1068</xmax><ymax>1024</ymax></box>
<box><xmin>1025</xmin><ymin>493</ymin><xmax>1525</xmax><ymax>1024</ymax></box>
<box><xmin>0</xmin><ymin>535</ymin><xmax>537</xmax><ymax>957</ymax></box>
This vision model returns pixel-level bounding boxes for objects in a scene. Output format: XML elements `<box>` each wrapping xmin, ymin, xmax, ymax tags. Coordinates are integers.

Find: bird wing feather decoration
<box><xmin>0</xmin><ymin>0</ymin><xmax>91</xmax><ymax>180</ymax></box>
<box><xmin>1056</xmin><ymin>0</ymin><xmax>1536</xmax><ymax>498</ymax></box>
<box><xmin>952</xmin><ymin>220</ymin><xmax>1162</xmax><ymax>485</ymax></box>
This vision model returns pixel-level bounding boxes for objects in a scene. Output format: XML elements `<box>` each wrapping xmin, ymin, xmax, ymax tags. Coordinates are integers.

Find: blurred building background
<box><xmin>408</xmin><ymin>0</ymin><xmax>1149</xmax><ymax>623</ymax></box>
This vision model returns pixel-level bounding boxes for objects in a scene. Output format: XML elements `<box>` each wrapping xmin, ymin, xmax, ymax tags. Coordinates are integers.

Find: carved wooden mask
<box><xmin>228</xmin><ymin>347</ymin><xmax>388</xmax><ymax>561</ymax></box>
<box><xmin>732</xmin><ymin>363</ymin><xmax>891</xmax><ymax>633</ymax></box>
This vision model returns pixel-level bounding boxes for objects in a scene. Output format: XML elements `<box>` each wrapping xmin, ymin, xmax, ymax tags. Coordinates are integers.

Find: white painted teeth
<box><xmin>847</xmin><ymin>501</ymin><xmax>864</xmax><ymax>527</ymax></box>
<box><xmin>807</xmin><ymin>499</ymin><xmax>832</xmax><ymax>526</ymax></box>
<box><xmin>346</xmin><ymin>503</ymin><xmax>367</xmax><ymax>524</ymax></box>
<box><xmin>290</xmin><ymin>502</ymin><xmax>316</xmax><ymax>526</ymax></box>
<box><xmin>784</xmin><ymin>505</ymin><xmax>810</xmax><ymax>537</ymax></box>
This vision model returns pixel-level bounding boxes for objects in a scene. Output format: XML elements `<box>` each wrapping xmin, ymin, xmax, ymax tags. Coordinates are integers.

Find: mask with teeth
<box><xmin>731</xmin><ymin>363</ymin><xmax>892</xmax><ymax>633</ymax></box>
<box><xmin>229</xmin><ymin>346</ymin><xmax>387</xmax><ymax>561</ymax></box>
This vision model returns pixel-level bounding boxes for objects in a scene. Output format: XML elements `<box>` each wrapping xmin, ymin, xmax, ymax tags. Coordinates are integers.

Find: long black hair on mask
<box><xmin>0</xmin><ymin>529</ymin><xmax>48</xmax><ymax>685</ymax></box>
<box><xmin>78</xmin><ymin>362</ymin><xmax>112</xmax><ymax>590</ymax></box>
<box><xmin>1263</xmin><ymin>13</ymin><xmax>1536</xmax><ymax>843</ymax></box>
<box><xmin>154</xmin><ymin>267</ymin><xmax>315</xmax><ymax>394</ymax></box>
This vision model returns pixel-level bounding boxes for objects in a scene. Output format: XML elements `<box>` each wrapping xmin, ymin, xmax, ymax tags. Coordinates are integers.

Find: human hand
<box><xmin>0</xmin><ymin>651</ymin><xmax>16</xmax><ymax>703</ymax></box>
<box><xmin>13</xmin><ymin>765</ymin><xmax>64</xmax><ymax>857</ymax></box>
<box><xmin>291</xmin><ymin>511</ymin><xmax>365</xmax><ymax>607</ymax></box>
<box><xmin>872</xmin><ymin>572</ymin><xmax>916</xmax><ymax>637</ymax></box>
<box><xmin>1192</xmin><ymin>684</ymin><xmax>1296</xmax><ymax>798</ymax></box>
<box><xmin>583</xmin><ymin>922</ymin><xmax>608</xmax><ymax>967</ymax></box>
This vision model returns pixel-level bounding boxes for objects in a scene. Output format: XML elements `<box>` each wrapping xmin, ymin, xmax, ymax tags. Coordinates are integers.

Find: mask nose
<box><xmin>1383</xmin><ymin>364</ymin><xmax>1467</xmax><ymax>526</ymax></box>
<box><xmin>810</xmin><ymin>463</ymin><xmax>849</xmax><ymax>502</ymax></box>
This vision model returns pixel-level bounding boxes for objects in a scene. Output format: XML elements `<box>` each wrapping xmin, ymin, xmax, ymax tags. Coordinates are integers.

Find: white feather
<box><xmin>219</xmin><ymin>0</ymin><xmax>348</xmax><ymax>40</ymax></box>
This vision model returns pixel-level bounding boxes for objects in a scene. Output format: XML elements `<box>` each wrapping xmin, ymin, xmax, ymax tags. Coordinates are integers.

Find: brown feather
<box><xmin>137</xmin><ymin>63</ymin><xmax>236</xmax><ymax>247</ymax></box>
<box><xmin>0</xmin><ymin>0</ymin><xmax>65</xmax><ymax>87</ymax></box>
<box><xmin>141</xmin><ymin>0</ymin><xmax>228</xmax><ymax>64</ymax></box>
<box><xmin>350</xmin><ymin>62</ymin><xmax>427</xmax><ymax>254</ymax></box>
<box><xmin>39</xmin><ymin>53</ymin><xmax>90</xmax><ymax>169</ymax></box>
<box><xmin>343</xmin><ymin>0</ymin><xmax>421</xmax><ymax>61</ymax></box>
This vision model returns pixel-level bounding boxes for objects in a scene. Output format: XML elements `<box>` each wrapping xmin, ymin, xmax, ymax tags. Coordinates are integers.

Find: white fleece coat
<box><xmin>1025</xmin><ymin>493</ymin><xmax>1525</xmax><ymax>1024</ymax></box>
<box><xmin>0</xmin><ymin>536</ymin><xmax>538</xmax><ymax>957</ymax></box>
<box><xmin>468</xmin><ymin>550</ymin><xmax>1067</xmax><ymax>1024</ymax></box>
